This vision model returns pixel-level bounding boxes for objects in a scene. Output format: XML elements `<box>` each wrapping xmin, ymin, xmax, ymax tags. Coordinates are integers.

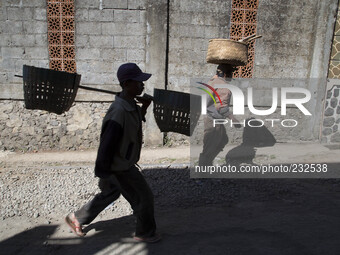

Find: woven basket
<box><xmin>23</xmin><ymin>65</ymin><xmax>81</xmax><ymax>114</ymax></box>
<box><xmin>206</xmin><ymin>39</ymin><xmax>248</xmax><ymax>66</ymax></box>
<box><xmin>153</xmin><ymin>89</ymin><xmax>201</xmax><ymax>136</ymax></box>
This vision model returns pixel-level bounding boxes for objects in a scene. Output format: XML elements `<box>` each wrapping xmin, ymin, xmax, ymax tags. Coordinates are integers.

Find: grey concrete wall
<box><xmin>0</xmin><ymin>0</ymin><xmax>49</xmax><ymax>99</ymax></box>
<box><xmin>0</xmin><ymin>0</ymin><xmax>164</xmax><ymax>151</ymax></box>
<box><xmin>255</xmin><ymin>0</ymin><xmax>317</xmax><ymax>78</ymax></box>
<box><xmin>168</xmin><ymin>0</ymin><xmax>232</xmax><ymax>90</ymax></box>
<box><xmin>252</xmin><ymin>0</ymin><xmax>337</xmax><ymax>144</ymax></box>
<box><xmin>166</xmin><ymin>0</ymin><xmax>232</xmax><ymax>143</ymax></box>
<box><xmin>0</xmin><ymin>0</ymin><xmax>339</xmax><ymax>151</ymax></box>
<box><xmin>74</xmin><ymin>0</ymin><xmax>148</xmax><ymax>102</ymax></box>
<box><xmin>144</xmin><ymin>0</ymin><xmax>167</xmax><ymax>145</ymax></box>
<box><xmin>254</xmin><ymin>0</ymin><xmax>336</xmax><ymax>80</ymax></box>
<box><xmin>166</xmin><ymin>0</ymin><xmax>337</xmax><ymax>145</ymax></box>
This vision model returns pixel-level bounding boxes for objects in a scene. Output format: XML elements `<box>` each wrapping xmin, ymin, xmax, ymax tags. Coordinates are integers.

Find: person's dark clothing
<box><xmin>75</xmin><ymin>95</ymin><xmax>156</xmax><ymax>237</ymax></box>
<box><xmin>75</xmin><ymin>165</ymin><xmax>156</xmax><ymax>237</ymax></box>
<box><xmin>95</xmin><ymin>96</ymin><xmax>143</xmax><ymax>178</ymax></box>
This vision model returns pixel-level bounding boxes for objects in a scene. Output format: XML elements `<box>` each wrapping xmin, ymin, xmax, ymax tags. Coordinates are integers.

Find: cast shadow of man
<box><xmin>225</xmin><ymin>118</ymin><xmax>276</xmax><ymax>166</ymax></box>
<box><xmin>0</xmin><ymin>215</ymin><xmax>140</xmax><ymax>255</ymax></box>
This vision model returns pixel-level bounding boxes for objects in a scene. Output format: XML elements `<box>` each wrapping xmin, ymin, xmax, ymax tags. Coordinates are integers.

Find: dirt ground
<box><xmin>1</xmin><ymin>144</ymin><xmax>340</xmax><ymax>255</ymax></box>
<box><xmin>1</xmin><ymin>179</ymin><xmax>340</xmax><ymax>255</ymax></box>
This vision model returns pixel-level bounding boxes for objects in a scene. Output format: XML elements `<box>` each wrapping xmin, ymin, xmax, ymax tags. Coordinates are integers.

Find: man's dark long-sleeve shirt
<box><xmin>95</xmin><ymin>120</ymin><xmax>123</xmax><ymax>178</ymax></box>
<box><xmin>94</xmin><ymin>96</ymin><xmax>143</xmax><ymax>178</ymax></box>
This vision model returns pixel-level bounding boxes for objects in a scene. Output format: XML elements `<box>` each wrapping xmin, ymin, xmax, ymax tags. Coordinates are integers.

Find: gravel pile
<box><xmin>0</xmin><ymin>166</ymin><xmax>132</xmax><ymax>220</ymax></box>
<box><xmin>1</xmin><ymin>164</ymin><xmax>340</xmax><ymax>220</ymax></box>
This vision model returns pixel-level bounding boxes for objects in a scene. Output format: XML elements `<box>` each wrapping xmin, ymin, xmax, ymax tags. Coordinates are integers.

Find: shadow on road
<box><xmin>1</xmin><ymin>166</ymin><xmax>340</xmax><ymax>255</ymax></box>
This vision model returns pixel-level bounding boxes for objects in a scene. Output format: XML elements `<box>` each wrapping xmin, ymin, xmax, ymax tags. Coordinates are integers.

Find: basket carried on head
<box><xmin>23</xmin><ymin>65</ymin><xmax>81</xmax><ymax>114</ymax></box>
<box><xmin>206</xmin><ymin>35</ymin><xmax>262</xmax><ymax>66</ymax></box>
<box><xmin>206</xmin><ymin>39</ymin><xmax>248</xmax><ymax>66</ymax></box>
<box><xmin>153</xmin><ymin>89</ymin><xmax>201</xmax><ymax>136</ymax></box>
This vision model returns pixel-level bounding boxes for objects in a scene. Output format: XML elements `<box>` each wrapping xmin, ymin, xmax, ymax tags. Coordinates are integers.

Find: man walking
<box><xmin>65</xmin><ymin>63</ymin><xmax>161</xmax><ymax>243</ymax></box>
<box><xmin>198</xmin><ymin>64</ymin><xmax>241</xmax><ymax>166</ymax></box>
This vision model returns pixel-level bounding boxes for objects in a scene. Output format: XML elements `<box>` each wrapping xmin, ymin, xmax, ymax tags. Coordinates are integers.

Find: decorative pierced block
<box><xmin>63</xmin><ymin>46</ymin><xmax>75</xmax><ymax>59</ymax></box>
<box><xmin>247</xmin><ymin>40</ymin><xmax>255</xmax><ymax>49</ymax></box>
<box><xmin>231</xmin><ymin>10</ymin><xmax>243</xmax><ymax>23</ymax></box>
<box><xmin>245</xmin><ymin>10</ymin><xmax>257</xmax><ymax>23</ymax></box>
<box><xmin>48</xmin><ymin>32</ymin><xmax>61</xmax><ymax>45</ymax></box>
<box><xmin>48</xmin><ymin>3</ymin><xmax>59</xmax><ymax>16</ymax></box>
<box><xmin>49</xmin><ymin>46</ymin><xmax>62</xmax><ymax>58</ymax></box>
<box><xmin>232</xmin><ymin>0</ymin><xmax>244</xmax><ymax>9</ymax></box>
<box><xmin>230</xmin><ymin>24</ymin><xmax>243</xmax><ymax>35</ymax></box>
<box><xmin>63</xmin><ymin>60</ymin><xmax>77</xmax><ymax>73</ymax></box>
<box><xmin>230</xmin><ymin>0</ymin><xmax>259</xmax><ymax>78</ymax></box>
<box><xmin>62</xmin><ymin>18</ymin><xmax>75</xmax><ymax>30</ymax></box>
<box><xmin>328</xmin><ymin>9</ymin><xmax>340</xmax><ymax>78</ymax></box>
<box><xmin>47</xmin><ymin>0</ymin><xmax>76</xmax><ymax>73</ymax></box>
<box><xmin>50</xmin><ymin>60</ymin><xmax>62</xmax><ymax>70</ymax></box>
<box><xmin>244</xmin><ymin>24</ymin><xmax>257</xmax><ymax>36</ymax></box>
<box><xmin>62</xmin><ymin>3</ymin><xmax>74</xmax><ymax>16</ymax></box>
<box><xmin>48</xmin><ymin>17</ymin><xmax>61</xmax><ymax>31</ymax></box>
<box><xmin>62</xmin><ymin>32</ymin><xmax>74</xmax><ymax>45</ymax></box>
<box><xmin>246</xmin><ymin>0</ymin><xmax>258</xmax><ymax>9</ymax></box>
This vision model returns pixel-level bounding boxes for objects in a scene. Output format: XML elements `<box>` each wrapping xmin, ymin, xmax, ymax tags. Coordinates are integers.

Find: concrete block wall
<box><xmin>74</xmin><ymin>0</ymin><xmax>147</xmax><ymax>100</ymax></box>
<box><xmin>0</xmin><ymin>0</ymin><xmax>339</xmax><ymax>151</ymax></box>
<box><xmin>0</xmin><ymin>0</ymin><xmax>153</xmax><ymax>151</ymax></box>
<box><xmin>0</xmin><ymin>0</ymin><xmax>49</xmax><ymax>99</ymax></box>
<box><xmin>166</xmin><ymin>0</ymin><xmax>232</xmax><ymax>143</ymax></box>
<box><xmin>166</xmin><ymin>0</ymin><xmax>337</xmax><ymax>145</ymax></box>
<box><xmin>255</xmin><ymin>0</ymin><xmax>317</xmax><ymax>78</ymax></box>
<box><xmin>253</xmin><ymin>0</ymin><xmax>337</xmax><ymax>144</ymax></box>
<box><xmin>255</xmin><ymin>0</ymin><xmax>336</xmax><ymax>80</ymax></box>
<box><xmin>168</xmin><ymin>0</ymin><xmax>231</xmax><ymax>91</ymax></box>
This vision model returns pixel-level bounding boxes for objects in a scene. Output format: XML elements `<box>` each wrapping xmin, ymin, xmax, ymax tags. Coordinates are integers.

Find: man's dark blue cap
<box><xmin>117</xmin><ymin>63</ymin><xmax>152</xmax><ymax>83</ymax></box>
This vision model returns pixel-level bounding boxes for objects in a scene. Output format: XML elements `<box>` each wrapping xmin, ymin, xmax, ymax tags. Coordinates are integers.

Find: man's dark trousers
<box><xmin>75</xmin><ymin>165</ymin><xmax>156</xmax><ymax>237</ymax></box>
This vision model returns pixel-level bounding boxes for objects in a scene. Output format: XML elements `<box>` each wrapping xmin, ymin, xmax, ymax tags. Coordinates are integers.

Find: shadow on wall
<box><xmin>225</xmin><ymin>118</ymin><xmax>276</xmax><ymax>166</ymax></box>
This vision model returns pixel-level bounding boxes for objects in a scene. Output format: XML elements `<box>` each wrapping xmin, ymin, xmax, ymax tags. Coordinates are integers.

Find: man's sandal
<box><xmin>134</xmin><ymin>233</ymin><xmax>161</xmax><ymax>243</ymax></box>
<box><xmin>65</xmin><ymin>213</ymin><xmax>85</xmax><ymax>237</ymax></box>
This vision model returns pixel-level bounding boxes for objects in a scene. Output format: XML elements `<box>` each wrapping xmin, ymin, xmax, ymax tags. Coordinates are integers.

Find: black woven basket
<box><xmin>23</xmin><ymin>65</ymin><xmax>81</xmax><ymax>114</ymax></box>
<box><xmin>153</xmin><ymin>88</ymin><xmax>201</xmax><ymax>136</ymax></box>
